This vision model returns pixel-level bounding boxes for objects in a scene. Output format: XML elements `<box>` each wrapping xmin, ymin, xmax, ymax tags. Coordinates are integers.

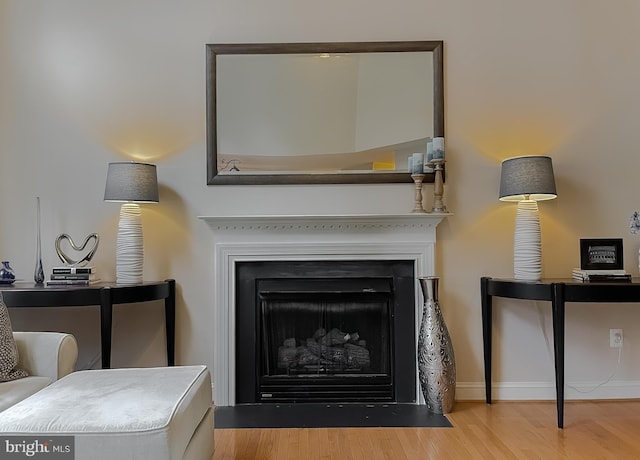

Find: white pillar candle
<box><xmin>411</xmin><ymin>153</ymin><xmax>424</xmax><ymax>174</ymax></box>
<box><xmin>426</xmin><ymin>142</ymin><xmax>434</xmax><ymax>162</ymax></box>
<box><xmin>423</xmin><ymin>152</ymin><xmax>433</xmax><ymax>172</ymax></box>
<box><xmin>433</xmin><ymin>137</ymin><xmax>445</xmax><ymax>159</ymax></box>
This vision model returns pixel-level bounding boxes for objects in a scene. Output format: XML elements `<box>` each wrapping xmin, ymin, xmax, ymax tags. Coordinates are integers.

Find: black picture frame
<box><xmin>580</xmin><ymin>238</ymin><xmax>624</xmax><ymax>270</ymax></box>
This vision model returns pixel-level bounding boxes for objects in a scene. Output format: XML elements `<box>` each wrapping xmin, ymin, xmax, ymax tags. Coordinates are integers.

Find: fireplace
<box><xmin>235</xmin><ymin>260</ymin><xmax>415</xmax><ymax>404</ymax></box>
<box><xmin>199</xmin><ymin>213</ymin><xmax>447</xmax><ymax>406</ymax></box>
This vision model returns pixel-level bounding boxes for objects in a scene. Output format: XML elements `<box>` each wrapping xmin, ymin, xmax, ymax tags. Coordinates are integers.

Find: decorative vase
<box><xmin>34</xmin><ymin>197</ymin><xmax>45</xmax><ymax>284</ymax></box>
<box><xmin>0</xmin><ymin>261</ymin><xmax>16</xmax><ymax>281</ymax></box>
<box><xmin>417</xmin><ymin>276</ymin><xmax>456</xmax><ymax>414</ymax></box>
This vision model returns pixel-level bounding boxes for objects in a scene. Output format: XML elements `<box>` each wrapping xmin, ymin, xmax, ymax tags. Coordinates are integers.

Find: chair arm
<box><xmin>13</xmin><ymin>332</ymin><xmax>78</xmax><ymax>380</ymax></box>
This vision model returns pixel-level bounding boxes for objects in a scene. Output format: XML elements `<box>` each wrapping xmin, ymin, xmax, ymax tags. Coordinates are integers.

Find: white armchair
<box><xmin>0</xmin><ymin>332</ymin><xmax>78</xmax><ymax>412</ymax></box>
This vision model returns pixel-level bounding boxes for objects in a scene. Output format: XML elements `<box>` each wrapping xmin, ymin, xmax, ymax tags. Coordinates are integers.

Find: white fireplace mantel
<box><xmin>198</xmin><ymin>213</ymin><xmax>450</xmax><ymax>405</ymax></box>
<box><xmin>199</xmin><ymin>213</ymin><xmax>449</xmax><ymax>229</ymax></box>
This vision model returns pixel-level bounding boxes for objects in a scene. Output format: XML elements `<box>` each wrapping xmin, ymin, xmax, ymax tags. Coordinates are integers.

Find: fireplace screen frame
<box><xmin>235</xmin><ymin>260</ymin><xmax>416</xmax><ymax>404</ymax></box>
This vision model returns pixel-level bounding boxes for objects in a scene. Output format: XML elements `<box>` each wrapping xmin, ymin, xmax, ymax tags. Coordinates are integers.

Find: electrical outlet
<box><xmin>610</xmin><ymin>329</ymin><xmax>623</xmax><ymax>348</ymax></box>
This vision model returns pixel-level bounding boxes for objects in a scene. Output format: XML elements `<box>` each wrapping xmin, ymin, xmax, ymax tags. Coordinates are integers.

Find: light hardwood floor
<box><xmin>212</xmin><ymin>400</ymin><xmax>640</xmax><ymax>459</ymax></box>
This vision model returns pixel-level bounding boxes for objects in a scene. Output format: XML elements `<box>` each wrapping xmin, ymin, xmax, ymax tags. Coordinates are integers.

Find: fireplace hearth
<box><xmin>235</xmin><ymin>260</ymin><xmax>416</xmax><ymax>404</ymax></box>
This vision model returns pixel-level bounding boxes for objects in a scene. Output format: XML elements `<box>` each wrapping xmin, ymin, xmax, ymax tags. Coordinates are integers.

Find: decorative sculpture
<box><xmin>34</xmin><ymin>197</ymin><xmax>45</xmax><ymax>284</ymax></box>
<box><xmin>55</xmin><ymin>233</ymin><xmax>99</xmax><ymax>266</ymax></box>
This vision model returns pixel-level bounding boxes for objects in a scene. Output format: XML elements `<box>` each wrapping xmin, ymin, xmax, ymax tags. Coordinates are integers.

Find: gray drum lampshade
<box><xmin>104</xmin><ymin>162</ymin><xmax>159</xmax><ymax>203</ymax></box>
<box><xmin>499</xmin><ymin>156</ymin><xmax>557</xmax><ymax>202</ymax></box>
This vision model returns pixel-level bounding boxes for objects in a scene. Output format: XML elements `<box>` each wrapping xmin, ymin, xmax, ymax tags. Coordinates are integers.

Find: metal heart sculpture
<box><xmin>55</xmin><ymin>233</ymin><xmax>100</xmax><ymax>266</ymax></box>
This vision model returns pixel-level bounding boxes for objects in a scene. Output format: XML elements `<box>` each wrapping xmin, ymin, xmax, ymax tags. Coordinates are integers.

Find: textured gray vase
<box><xmin>418</xmin><ymin>276</ymin><xmax>456</xmax><ymax>414</ymax></box>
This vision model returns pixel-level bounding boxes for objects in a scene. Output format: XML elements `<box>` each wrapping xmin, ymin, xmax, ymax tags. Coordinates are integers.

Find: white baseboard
<box><xmin>456</xmin><ymin>381</ymin><xmax>640</xmax><ymax>401</ymax></box>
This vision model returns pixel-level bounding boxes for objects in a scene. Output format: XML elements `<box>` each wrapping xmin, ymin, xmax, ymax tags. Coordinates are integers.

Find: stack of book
<box><xmin>571</xmin><ymin>268</ymin><xmax>631</xmax><ymax>282</ymax></box>
<box><xmin>46</xmin><ymin>266</ymin><xmax>100</xmax><ymax>286</ymax></box>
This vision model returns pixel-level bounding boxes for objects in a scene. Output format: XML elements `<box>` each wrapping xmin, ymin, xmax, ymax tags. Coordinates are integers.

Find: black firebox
<box><xmin>235</xmin><ymin>260</ymin><xmax>416</xmax><ymax>404</ymax></box>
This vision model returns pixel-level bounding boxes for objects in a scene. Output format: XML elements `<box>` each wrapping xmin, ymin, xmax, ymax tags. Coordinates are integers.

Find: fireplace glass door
<box><xmin>258</xmin><ymin>279</ymin><xmax>393</xmax><ymax>402</ymax></box>
<box><xmin>235</xmin><ymin>260</ymin><xmax>416</xmax><ymax>405</ymax></box>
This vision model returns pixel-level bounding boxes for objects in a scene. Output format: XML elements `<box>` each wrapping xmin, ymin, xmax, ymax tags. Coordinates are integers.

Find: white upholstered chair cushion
<box><xmin>0</xmin><ymin>376</ymin><xmax>51</xmax><ymax>412</ymax></box>
<box><xmin>0</xmin><ymin>331</ymin><xmax>78</xmax><ymax>412</ymax></box>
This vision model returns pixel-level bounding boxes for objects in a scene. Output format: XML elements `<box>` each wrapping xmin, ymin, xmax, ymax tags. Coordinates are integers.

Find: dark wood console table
<box><xmin>0</xmin><ymin>279</ymin><xmax>175</xmax><ymax>369</ymax></box>
<box><xmin>481</xmin><ymin>276</ymin><xmax>640</xmax><ymax>428</ymax></box>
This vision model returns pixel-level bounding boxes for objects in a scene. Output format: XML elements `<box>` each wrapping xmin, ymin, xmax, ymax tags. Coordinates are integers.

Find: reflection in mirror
<box><xmin>206</xmin><ymin>41</ymin><xmax>444</xmax><ymax>185</ymax></box>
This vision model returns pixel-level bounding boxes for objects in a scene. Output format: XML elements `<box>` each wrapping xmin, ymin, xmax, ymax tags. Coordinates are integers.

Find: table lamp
<box><xmin>104</xmin><ymin>162</ymin><xmax>159</xmax><ymax>285</ymax></box>
<box><xmin>499</xmin><ymin>156</ymin><xmax>557</xmax><ymax>280</ymax></box>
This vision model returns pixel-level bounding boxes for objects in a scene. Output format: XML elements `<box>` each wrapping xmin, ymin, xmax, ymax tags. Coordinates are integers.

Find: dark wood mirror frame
<box><xmin>206</xmin><ymin>41</ymin><xmax>444</xmax><ymax>185</ymax></box>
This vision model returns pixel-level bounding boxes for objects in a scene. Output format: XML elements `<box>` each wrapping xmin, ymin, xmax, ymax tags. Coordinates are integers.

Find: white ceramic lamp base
<box><xmin>116</xmin><ymin>203</ymin><xmax>144</xmax><ymax>285</ymax></box>
<box><xmin>513</xmin><ymin>200</ymin><xmax>542</xmax><ymax>281</ymax></box>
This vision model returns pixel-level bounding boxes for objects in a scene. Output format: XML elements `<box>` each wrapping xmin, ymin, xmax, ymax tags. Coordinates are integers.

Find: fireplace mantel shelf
<box><xmin>198</xmin><ymin>213</ymin><xmax>451</xmax><ymax>230</ymax></box>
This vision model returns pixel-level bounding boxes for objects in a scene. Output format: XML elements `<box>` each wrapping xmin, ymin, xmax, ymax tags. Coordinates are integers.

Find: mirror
<box><xmin>206</xmin><ymin>41</ymin><xmax>444</xmax><ymax>185</ymax></box>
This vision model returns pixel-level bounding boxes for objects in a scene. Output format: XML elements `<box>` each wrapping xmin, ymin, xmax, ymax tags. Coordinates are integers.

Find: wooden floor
<box><xmin>212</xmin><ymin>400</ymin><xmax>640</xmax><ymax>459</ymax></box>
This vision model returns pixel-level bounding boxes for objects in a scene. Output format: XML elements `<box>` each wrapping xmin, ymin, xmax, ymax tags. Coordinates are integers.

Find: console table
<box><xmin>0</xmin><ymin>279</ymin><xmax>175</xmax><ymax>369</ymax></box>
<box><xmin>481</xmin><ymin>276</ymin><xmax>640</xmax><ymax>428</ymax></box>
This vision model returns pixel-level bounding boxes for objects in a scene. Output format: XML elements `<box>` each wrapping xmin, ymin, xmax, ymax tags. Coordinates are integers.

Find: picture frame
<box><xmin>580</xmin><ymin>238</ymin><xmax>624</xmax><ymax>270</ymax></box>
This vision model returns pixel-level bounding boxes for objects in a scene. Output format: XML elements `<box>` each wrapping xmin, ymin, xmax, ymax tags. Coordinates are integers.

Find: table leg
<box><xmin>99</xmin><ymin>287</ymin><xmax>113</xmax><ymax>369</ymax></box>
<box><xmin>551</xmin><ymin>283</ymin><xmax>566</xmax><ymax>429</ymax></box>
<box><xmin>165</xmin><ymin>279</ymin><xmax>176</xmax><ymax>366</ymax></box>
<box><xmin>481</xmin><ymin>277</ymin><xmax>493</xmax><ymax>404</ymax></box>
